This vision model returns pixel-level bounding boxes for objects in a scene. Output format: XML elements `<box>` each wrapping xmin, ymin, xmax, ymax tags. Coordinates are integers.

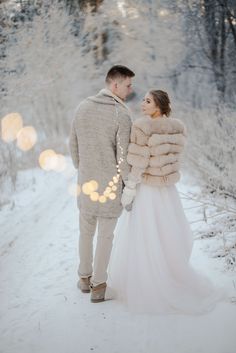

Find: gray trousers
<box><xmin>78</xmin><ymin>211</ymin><xmax>118</xmax><ymax>286</ymax></box>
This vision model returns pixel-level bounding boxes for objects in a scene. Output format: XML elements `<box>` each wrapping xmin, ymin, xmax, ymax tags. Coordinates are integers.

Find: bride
<box><xmin>108</xmin><ymin>89</ymin><xmax>227</xmax><ymax>315</ymax></box>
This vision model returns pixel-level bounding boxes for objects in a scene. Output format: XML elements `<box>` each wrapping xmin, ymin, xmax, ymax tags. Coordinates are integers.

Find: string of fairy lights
<box><xmin>1</xmin><ymin>98</ymin><xmax>126</xmax><ymax>204</ymax></box>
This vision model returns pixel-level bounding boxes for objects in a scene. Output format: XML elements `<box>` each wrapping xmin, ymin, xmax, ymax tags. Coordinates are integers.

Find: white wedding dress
<box><xmin>108</xmin><ymin>183</ymin><xmax>227</xmax><ymax>315</ymax></box>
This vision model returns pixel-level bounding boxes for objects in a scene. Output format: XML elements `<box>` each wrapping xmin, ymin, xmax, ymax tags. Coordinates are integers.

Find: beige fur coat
<box><xmin>127</xmin><ymin>116</ymin><xmax>187</xmax><ymax>186</ymax></box>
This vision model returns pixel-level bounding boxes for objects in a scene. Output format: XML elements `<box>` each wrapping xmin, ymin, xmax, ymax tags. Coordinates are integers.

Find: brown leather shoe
<box><xmin>90</xmin><ymin>282</ymin><xmax>107</xmax><ymax>303</ymax></box>
<box><xmin>77</xmin><ymin>276</ymin><xmax>91</xmax><ymax>293</ymax></box>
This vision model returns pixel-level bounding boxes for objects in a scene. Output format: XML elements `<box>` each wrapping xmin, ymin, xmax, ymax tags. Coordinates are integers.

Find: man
<box><xmin>69</xmin><ymin>65</ymin><xmax>135</xmax><ymax>302</ymax></box>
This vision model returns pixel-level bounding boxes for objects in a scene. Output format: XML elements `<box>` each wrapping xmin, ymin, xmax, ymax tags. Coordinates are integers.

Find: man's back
<box><xmin>69</xmin><ymin>89</ymin><xmax>132</xmax><ymax>217</ymax></box>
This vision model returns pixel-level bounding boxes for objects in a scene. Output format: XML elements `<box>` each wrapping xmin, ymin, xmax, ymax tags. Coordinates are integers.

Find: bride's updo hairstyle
<box><xmin>149</xmin><ymin>90</ymin><xmax>171</xmax><ymax>117</ymax></box>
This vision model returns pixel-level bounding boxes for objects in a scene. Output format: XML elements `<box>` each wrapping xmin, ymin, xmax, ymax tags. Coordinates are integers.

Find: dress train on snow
<box><xmin>108</xmin><ymin>183</ymin><xmax>227</xmax><ymax>315</ymax></box>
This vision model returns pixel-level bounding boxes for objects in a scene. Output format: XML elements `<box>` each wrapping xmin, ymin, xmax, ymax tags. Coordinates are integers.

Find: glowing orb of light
<box><xmin>108</xmin><ymin>193</ymin><xmax>116</xmax><ymax>200</ymax></box>
<box><xmin>99</xmin><ymin>195</ymin><xmax>107</xmax><ymax>203</ymax></box>
<box><xmin>68</xmin><ymin>183</ymin><xmax>81</xmax><ymax>197</ymax></box>
<box><xmin>90</xmin><ymin>192</ymin><xmax>99</xmax><ymax>202</ymax></box>
<box><xmin>112</xmin><ymin>185</ymin><xmax>117</xmax><ymax>191</ymax></box>
<box><xmin>159</xmin><ymin>9</ymin><xmax>169</xmax><ymax>16</ymax></box>
<box><xmin>53</xmin><ymin>154</ymin><xmax>67</xmax><ymax>172</ymax></box>
<box><xmin>113</xmin><ymin>176</ymin><xmax>118</xmax><ymax>183</ymax></box>
<box><xmin>104</xmin><ymin>187</ymin><xmax>112</xmax><ymax>197</ymax></box>
<box><xmin>82</xmin><ymin>180</ymin><xmax>99</xmax><ymax>195</ymax></box>
<box><xmin>16</xmin><ymin>126</ymin><xmax>37</xmax><ymax>151</ymax></box>
<box><xmin>109</xmin><ymin>181</ymin><xmax>114</xmax><ymax>187</ymax></box>
<box><xmin>89</xmin><ymin>180</ymin><xmax>99</xmax><ymax>191</ymax></box>
<box><xmin>39</xmin><ymin>149</ymin><xmax>57</xmax><ymax>171</ymax></box>
<box><xmin>82</xmin><ymin>182</ymin><xmax>94</xmax><ymax>195</ymax></box>
<box><xmin>1</xmin><ymin>112</ymin><xmax>23</xmax><ymax>142</ymax></box>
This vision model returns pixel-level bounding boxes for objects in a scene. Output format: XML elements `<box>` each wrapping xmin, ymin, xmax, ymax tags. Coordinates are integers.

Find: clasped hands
<box><xmin>121</xmin><ymin>178</ymin><xmax>137</xmax><ymax>212</ymax></box>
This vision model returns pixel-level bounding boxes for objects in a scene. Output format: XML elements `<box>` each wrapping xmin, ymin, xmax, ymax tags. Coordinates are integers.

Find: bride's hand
<box><xmin>121</xmin><ymin>186</ymin><xmax>136</xmax><ymax>210</ymax></box>
<box><xmin>125</xmin><ymin>202</ymin><xmax>133</xmax><ymax>212</ymax></box>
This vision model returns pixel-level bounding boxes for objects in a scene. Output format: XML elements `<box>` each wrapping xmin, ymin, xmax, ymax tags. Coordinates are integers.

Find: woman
<box><xmin>108</xmin><ymin>90</ymin><xmax>227</xmax><ymax>315</ymax></box>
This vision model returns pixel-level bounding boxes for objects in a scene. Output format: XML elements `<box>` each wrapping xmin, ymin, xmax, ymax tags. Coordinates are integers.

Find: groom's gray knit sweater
<box><xmin>69</xmin><ymin>89</ymin><xmax>132</xmax><ymax>217</ymax></box>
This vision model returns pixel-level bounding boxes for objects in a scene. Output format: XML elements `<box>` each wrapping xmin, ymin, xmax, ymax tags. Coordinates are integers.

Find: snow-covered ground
<box><xmin>0</xmin><ymin>160</ymin><xmax>236</xmax><ymax>353</ymax></box>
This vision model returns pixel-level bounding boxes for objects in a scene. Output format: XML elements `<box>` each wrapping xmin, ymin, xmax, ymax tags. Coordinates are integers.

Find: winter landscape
<box><xmin>0</xmin><ymin>1</ymin><xmax>236</xmax><ymax>353</ymax></box>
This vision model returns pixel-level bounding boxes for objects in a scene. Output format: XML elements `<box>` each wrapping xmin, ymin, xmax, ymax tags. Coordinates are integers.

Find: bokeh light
<box><xmin>39</xmin><ymin>149</ymin><xmax>57</xmax><ymax>171</ymax></box>
<box><xmin>1</xmin><ymin>112</ymin><xmax>23</xmax><ymax>142</ymax></box>
<box><xmin>39</xmin><ymin>150</ymin><xmax>67</xmax><ymax>172</ymax></box>
<box><xmin>90</xmin><ymin>192</ymin><xmax>99</xmax><ymax>201</ymax></box>
<box><xmin>103</xmin><ymin>187</ymin><xmax>111</xmax><ymax>197</ymax></box>
<box><xmin>90</xmin><ymin>180</ymin><xmax>98</xmax><ymax>191</ymax></box>
<box><xmin>159</xmin><ymin>9</ymin><xmax>169</xmax><ymax>17</ymax></box>
<box><xmin>99</xmin><ymin>195</ymin><xmax>107</xmax><ymax>203</ymax></box>
<box><xmin>82</xmin><ymin>180</ymin><xmax>99</xmax><ymax>195</ymax></box>
<box><xmin>53</xmin><ymin>154</ymin><xmax>67</xmax><ymax>172</ymax></box>
<box><xmin>82</xmin><ymin>182</ymin><xmax>94</xmax><ymax>195</ymax></box>
<box><xmin>16</xmin><ymin>126</ymin><xmax>37</xmax><ymax>151</ymax></box>
<box><xmin>72</xmin><ymin>175</ymin><xmax>120</xmax><ymax>203</ymax></box>
<box><xmin>108</xmin><ymin>193</ymin><xmax>116</xmax><ymax>200</ymax></box>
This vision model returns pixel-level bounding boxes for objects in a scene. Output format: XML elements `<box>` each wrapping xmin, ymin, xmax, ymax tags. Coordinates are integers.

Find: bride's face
<box><xmin>141</xmin><ymin>93</ymin><xmax>161</xmax><ymax>117</ymax></box>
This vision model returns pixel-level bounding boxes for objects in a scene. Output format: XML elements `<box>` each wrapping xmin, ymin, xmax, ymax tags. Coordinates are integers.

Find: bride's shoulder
<box><xmin>132</xmin><ymin>117</ymin><xmax>149</xmax><ymax>127</ymax></box>
<box><xmin>169</xmin><ymin>118</ymin><xmax>187</xmax><ymax>135</ymax></box>
<box><xmin>132</xmin><ymin>117</ymin><xmax>152</xmax><ymax>135</ymax></box>
<box><xmin>131</xmin><ymin>116</ymin><xmax>186</xmax><ymax>136</ymax></box>
<box><xmin>152</xmin><ymin>117</ymin><xmax>186</xmax><ymax>135</ymax></box>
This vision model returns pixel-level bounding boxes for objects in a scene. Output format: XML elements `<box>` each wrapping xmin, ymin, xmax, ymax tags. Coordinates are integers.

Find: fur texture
<box><xmin>127</xmin><ymin>116</ymin><xmax>186</xmax><ymax>186</ymax></box>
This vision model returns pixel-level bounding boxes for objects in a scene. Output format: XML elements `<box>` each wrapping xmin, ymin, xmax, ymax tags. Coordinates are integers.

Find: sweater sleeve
<box><xmin>125</xmin><ymin>126</ymin><xmax>148</xmax><ymax>188</ymax></box>
<box><xmin>116</xmin><ymin>111</ymin><xmax>132</xmax><ymax>184</ymax></box>
<box><xmin>69</xmin><ymin>117</ymin><xmax>79</xmax><ymax>169</ymax></box>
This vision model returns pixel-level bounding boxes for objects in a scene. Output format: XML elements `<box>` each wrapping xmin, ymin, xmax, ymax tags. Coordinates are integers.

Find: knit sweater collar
<box><xmin>99</xmin><ymin>88</ymin><xmax>130</xmax><ymax>110</ymax></box>
<box><xmin>86</xmin><ymin>88</ymin><xmax>130</xmax><ymax>112</ymax></box>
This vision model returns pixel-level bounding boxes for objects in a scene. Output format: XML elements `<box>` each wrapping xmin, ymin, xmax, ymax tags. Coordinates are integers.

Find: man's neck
<box><xmin>99</xmin><ymin>88</ymin><xmax>130</xmax><ymax>112</ymax></box>
<box><xmin>106</xmin><ymin>88</ymin><xmax>123</xmax><ymax>101</ymax></box>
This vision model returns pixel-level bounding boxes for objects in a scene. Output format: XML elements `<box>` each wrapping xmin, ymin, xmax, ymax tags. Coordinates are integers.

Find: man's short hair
<box><xmin>105</xmin><ymin>65</ymin><xmax>135</xmax><ymax>83</ymax></box>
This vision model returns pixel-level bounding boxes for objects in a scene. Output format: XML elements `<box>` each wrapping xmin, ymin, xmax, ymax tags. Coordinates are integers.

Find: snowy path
<box><xmin>0</xmin><ymin>164</ymin><xmax>236</xmax><ymax>353</ymax></box>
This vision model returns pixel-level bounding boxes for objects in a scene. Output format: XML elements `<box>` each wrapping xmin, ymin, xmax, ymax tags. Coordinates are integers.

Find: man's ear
<box><xmin>109</xmin><ymin>80</ymin><xmax>118</xmax><ymax>92</ymax></box>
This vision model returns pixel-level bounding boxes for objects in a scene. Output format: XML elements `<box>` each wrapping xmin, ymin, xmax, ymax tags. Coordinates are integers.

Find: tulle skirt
<box><xmin>108</xmin><ymin>183</ymin><xmax>227</xmax><ymax>315</ymax></box>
